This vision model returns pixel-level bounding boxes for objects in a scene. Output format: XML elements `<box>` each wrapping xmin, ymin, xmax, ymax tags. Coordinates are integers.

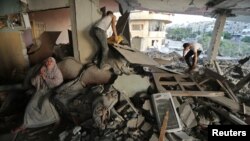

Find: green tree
<box><xmin>219</xmin><ymin>39</ymin><xmax>240</xmax><ymax>57</ymax></box>
<box><xmin>241</xmin><ymin>36</ymin><xmax>250</xmax><ymax>43</ymax></box>
<box><xmin>167</xmin><ymin>27</ymin><xmax>193</xmax><ymax>41</ymax></box>
<box><xmin>197</xmin><ymin>35</ymin><xmax>211</xmax><ymax>52</ymax></box>
<box><xmin>223</xmin><ymin>32</ymin><xmax>232</xmax><ymax>40</ymax></box>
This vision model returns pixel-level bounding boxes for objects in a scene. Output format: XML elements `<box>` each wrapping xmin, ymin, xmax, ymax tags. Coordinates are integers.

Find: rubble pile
<box><xmin>146</xmin><ymin>51</ymin><xmax>181</xmax><ymax>62</ymax></box>
<box><xmin>216</xmin><ymin>56</ymin><xmax>250</xmax><ymax>103</ymax></box>
<box><xmin>145</xmin><ymin>51</ymin><xmax>183</xmax><ymax>66</ymax></box>
<box><xmin>0</xmin><ymin>47</ymin><xmax>250</xmax><ymax>141</ymax></box>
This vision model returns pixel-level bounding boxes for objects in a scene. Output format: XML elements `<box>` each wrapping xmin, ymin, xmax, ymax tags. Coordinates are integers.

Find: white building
<box><xmin>129</xmin><ymin>11</ymin><xmax>172</xmax><ymax>51</ymax></box>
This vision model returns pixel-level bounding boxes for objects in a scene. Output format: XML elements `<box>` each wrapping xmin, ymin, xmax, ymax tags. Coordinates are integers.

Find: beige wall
<box><xmin>130</xmin><ymin>20</ymin><xmax>149</xmax><ymax>38</ymax></box>
<box><xmin>70</xmin><ymin>0</ymin><xmax>101</xmax><ymax>63</ymax></box>
<box><xmin>29</xmin><ymin>8</ymin><xmax>71</xmax><ymax>44</ymax></box>
<box><xmin>0</xmin><ymin>32</ymin><xmax>29</xmax><ymax>82</ymax></box>
<box><xmin>130</xmin><ymin>20</ymin><xmax>165</xmax><ymax>51</ymax></box>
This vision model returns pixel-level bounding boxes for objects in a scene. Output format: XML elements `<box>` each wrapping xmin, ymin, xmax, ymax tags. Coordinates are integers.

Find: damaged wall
<box><xmin>27</xmin><ymin>0</ymin><xmax>69</xmax><ymax>11</ymax></box>
<box><xmin>29</xmin><ymin>8</ymin><xmax>71</xmax><ymax>44</ymax></box>
<box><xmin>0</xmin><ymin>31</ymin><xmax>29</xmax><ymax>83</ymax></box>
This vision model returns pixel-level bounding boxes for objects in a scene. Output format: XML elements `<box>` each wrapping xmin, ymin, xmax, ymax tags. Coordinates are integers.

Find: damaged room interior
<box><xmin>0</xmin><ymin>0</ymin><xmax>250</xmax><ymax>140</ymax></box>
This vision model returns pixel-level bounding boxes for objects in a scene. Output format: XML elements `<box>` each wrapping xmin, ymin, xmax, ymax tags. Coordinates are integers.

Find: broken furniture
<box><xmin>152</xmin><ymin>72</ymin><xmax>224</xmax><ymax>97</ymax></box>
<box><xmin>203</xmin><ymin>68</ymin><xmax>239</xmax><ymax>102</ymax></box>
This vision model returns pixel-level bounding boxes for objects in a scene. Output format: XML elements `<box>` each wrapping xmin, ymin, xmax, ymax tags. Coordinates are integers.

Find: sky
<box><xmin>168</xmin><ymin>14</ymin><xmax>215</xmax><ymax>25</ymax></box>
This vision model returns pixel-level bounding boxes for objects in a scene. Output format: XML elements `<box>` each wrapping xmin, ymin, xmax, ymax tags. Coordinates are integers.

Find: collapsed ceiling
<box><xmin>100</xmin><ymin>0</ymin><xmax>250</xmax><ymax>22</ymax></box>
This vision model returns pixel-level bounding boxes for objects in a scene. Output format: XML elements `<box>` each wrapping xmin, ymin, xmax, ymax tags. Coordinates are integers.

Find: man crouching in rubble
<box><xmin>181</xmin><ymin>42</ymin><xmax>202</xmax><ymax>72</ymax></box>
<box><xmin>93</xmin><ymin>11</ymin><xmax>118</xmax><ymax>70</ymax></box>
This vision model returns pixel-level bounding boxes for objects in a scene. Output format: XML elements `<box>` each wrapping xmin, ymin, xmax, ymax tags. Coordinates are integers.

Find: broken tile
<box><xmin>113</xmin><ymin>74</ymin><xmax>150</xmax><ymax>98</ymax></box>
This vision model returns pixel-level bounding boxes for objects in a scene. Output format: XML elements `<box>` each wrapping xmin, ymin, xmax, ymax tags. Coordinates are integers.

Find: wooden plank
<box><xmin>204</xmin><ymin>68</ymin><xmax>226</xmax><ymax>82</ymax></box>
<box><xmin>157</xmin><ymin>65</ymin><xmax>185</xmax><ymax>75</ymax></box>
<box><xmin>120</xmin><ymin>91</ymin><xmax>139</xmax><ymax>115</ymax></box>
<box><xmin>154</xmin><ymin>72</ymin><xmax>203</xmax><ymax>91</ymax></box>
<box><xmin>188</xmin><ymin>75</ymin><xmax>204</xmax><ymax>91</ymax></box>
<box><xmin>208</xmin><ymin>96</ymin><xmax>250</xmax><ymax>115</ymax></box>
<box><xmin>233</xmin><ymin>72</ymin><xmax>250</xmax><ymax>92</ymax></box>
<box><xmin>198</xmin><ymin>78</ymin><xmax>210</xmax><ymax>85</ymax></box>
<box><xmin>223</xmin><ymin>82</ymin><xmax>239</xmax><ymax>103</ymax></box>
<box><xmin>160</xmin><ymin>82</ymin><xmax>196</xmax><ymax>86</ymax></box>
<box><xmin>216</xmin><ymin>79</ymin><xmax>235</xmax><ymax>99</ymax></box>
<box><xmin>173</xmin><ymin>75</ymin><xmax>185</xmax><ymax>91</ymax></box>
<box><xmin>204</xmin><ymin>68</ymin><xmax>239</xmax><ymax>102</ymax></box>
<box><xmin>159</xmin><ymin>111</ymin><xmax>169</xmax><ymax>141</ymax></box>
<box><xmin>167</xmin><ymin>91</ymin><xmax>224</xmax><ymax>97</ymax></box>
<box><xmin>214</xmin><ymin>60</ymin><xmax>223</xmax><ymax>75</ymax></box>
<box><xmin>113</xmin><ymin>43</ymin><xmax>135</xmax><ymax>51</ymax></box>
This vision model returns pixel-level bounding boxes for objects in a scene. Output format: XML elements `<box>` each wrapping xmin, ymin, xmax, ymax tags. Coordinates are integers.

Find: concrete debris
<box><xmin>141</xmin><ymin>122</ymin><xmax>152</xmax><ymax>132</ymax></box>
<box><xmin>1</xmin><ymin>49</ymin><xmax>250</xmax><ymax>141</ymax></box>
<box><xmin>59</xmin><ymin>131</ymin><xmax>69</xmax><ymax>141</ymax></box>
<box><xmin>127</xmin><ymin>118</ymin><xmax>138</xmax><ymax>128</ymax></box>
<box><xmin>178</xmin><ymin>103</ymin><xmax>197</xmax><ymax>129</ymax></box>
<box><xmin>149</xmin><ymin>133</ymin><xmax>159</xmax><ymax>141</ymax></box>
<box><xmin>172</xmin><ymin>131</ymin><xmax>200</xmax><ymax>141</ymax></box>
<box><xmin>142</xmin><ymin>100</ymin><xmax>154</xmax><ymax>116</ymax></box>
<box><xmin>92</xmin><ymin>89</ymin><xmax>118</xmax><ymax>129</ymax></box>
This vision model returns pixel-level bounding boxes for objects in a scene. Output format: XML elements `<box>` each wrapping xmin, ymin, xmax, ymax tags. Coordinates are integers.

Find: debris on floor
<box><xmin>0</xmin><ymin>46</ymin><xmax>250</xmax><ymax>141</ymax></box>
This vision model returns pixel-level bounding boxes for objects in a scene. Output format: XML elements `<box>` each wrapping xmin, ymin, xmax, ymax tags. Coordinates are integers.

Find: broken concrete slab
<box><xmin>127</xmin><ymin>118</ymin><xmax>138</xmax><ymax>128</ymax></box>
<box><xmin>178</xmin><ymin>103</ymin><xmax>197</xmax><ymax>129</ymax></box>
<box><xmin>112</xmin><ymin>44</ymin><xmax>159</xmax><ymax>66</ymax></box>
<box><xmin>113</xmin><ymin>74</ymin><xmax>151</xmax><ymax>98</ymax></box>
<box><xmin>126</xmin><ymin>115</ymin><xmax>145</xmax><ymax>129</ymax></box>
